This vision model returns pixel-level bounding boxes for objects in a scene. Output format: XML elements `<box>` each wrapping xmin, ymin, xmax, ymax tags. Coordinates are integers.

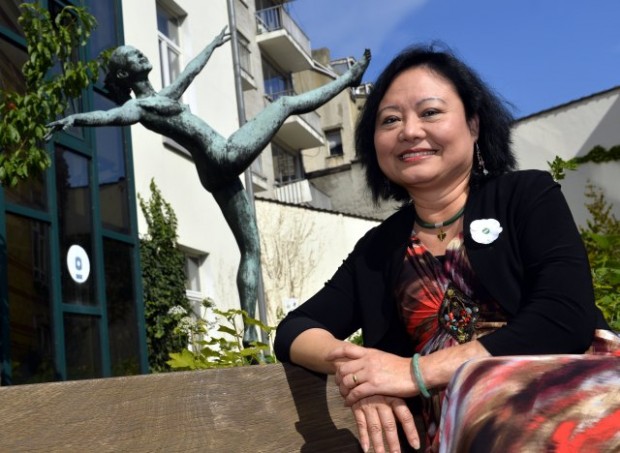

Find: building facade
<box><xmin>0</xmin><ymin>0</ymin><xmax>146</xmax><ymax>384</ymax></box>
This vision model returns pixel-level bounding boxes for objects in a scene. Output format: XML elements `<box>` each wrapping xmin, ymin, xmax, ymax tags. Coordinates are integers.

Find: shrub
<box><xmin>166</xmin><ymin>298</ymin><xmax>274</xmax><ymax>370</ymax></box>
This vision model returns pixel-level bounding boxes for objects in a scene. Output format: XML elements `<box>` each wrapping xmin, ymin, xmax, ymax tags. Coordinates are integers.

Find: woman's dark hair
<box><xmin>103</xmin><ymin>46</ymin><xmax>134</xmax><ymax>105</ymax></box>
<box><xmin>356</xmin><ymin>44</ymin><xmax>516</xmax><ymax>203</ymax></box>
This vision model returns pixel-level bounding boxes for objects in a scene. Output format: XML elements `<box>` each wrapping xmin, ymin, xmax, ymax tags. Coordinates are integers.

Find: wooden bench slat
<box><xmin>0</xmin><ymin>364</ymin><xmax>363</xmax><ymax>452</ymax></box>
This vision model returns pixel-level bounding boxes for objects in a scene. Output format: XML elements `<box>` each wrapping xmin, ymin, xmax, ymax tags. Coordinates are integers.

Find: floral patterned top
<box><xmin>395</xmin><ymin>231</ymin><xmax>507</xmax><ymax>354</ymax></box>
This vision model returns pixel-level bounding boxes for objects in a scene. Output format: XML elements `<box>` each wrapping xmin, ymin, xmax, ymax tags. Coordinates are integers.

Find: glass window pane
<box><xmin>0</xmin><ymin>1</ymin><xmax>23</xmax><ymax>36</ymax></box>
<box><xmin>64</xmin><ymin>313</ymin><xmax>101</xmax><ymax>380</ymax></box>
<box><xmin>103</xmin><ymin>238</ymin><xmax>140</xmax><ymax>376</ymax></box>
<box><xmin>273</xmin><ymin>144</ymin><xmax>302</xmax><ymax>184</ymax></box>
<box><xmin>94</xmin><ymin>93</ymin><xmax>131</xmax><ymax>233</ymax></box>
<box><xmin>184</xmin><ymin>255</ymin><xmax>201</xmax><ymax>292</ymax></box>
<box><xmin>167</xmin><ymin>46</ymin><xmax>181</xmax><ymax>82</ymax></box>
<box><xmin>4</xmin><ymin>169</ymin><xmax>48</xmax><ymax>211</ymax></box>
<box><xmin>156</xmin><ymin>5</ymin><xmax>180</xmax><ymax>44</ymax></box>
<box><xmin>56</xmin><ymin>147</ymin><xmax>96</xmax><ymax>305</ymax></box>
<box><xmin>6</xmin><ymin>214</ymin><xmax>56</xmax><ymax>384</ymax></box>
<box><xmin>0</xmin><ymin>39</ymin><xmax>27</xmax><ymax>94</ymax></box>
<box><xmin>327</xmin><ymin>129</ymin><xmax>343</xmax><ymax>156</ymax></box>
<box><xmin>88</xmin><ymin>0</ymin><xmax>119</xmax><ymax>59</ymax></box>
<box><xmin>262</xmin><ymin>59</ymin><xmax>290</xmax><ymax>99</ymax></box>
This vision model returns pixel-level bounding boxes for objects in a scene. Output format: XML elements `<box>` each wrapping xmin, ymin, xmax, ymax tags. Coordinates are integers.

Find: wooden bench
<box><xmin>0</xmin><ymin>364</ymin><xmax>363</xmax><ymax>452</ymax></box>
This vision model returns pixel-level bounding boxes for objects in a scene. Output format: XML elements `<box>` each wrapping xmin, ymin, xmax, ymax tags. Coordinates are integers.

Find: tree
<box><xmin>139</xmin><ymin>179</ymin><xmax>192</xmax><ymax>372</ymax></box>
<box><xmin>257</xmin><ymin>206</ymin><xmax>320</xmax><ymax>325</ymax></box>
<box><xmin>0</xmin><ymin>3</ymin><xmax>109</xmax><ymax>186</ymax></box>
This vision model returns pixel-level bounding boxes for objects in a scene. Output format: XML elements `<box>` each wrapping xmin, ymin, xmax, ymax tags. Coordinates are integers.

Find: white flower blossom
<box><xmin>167</xmin><ymin>305</ymin><xmax>187</xmax><ymax>316</ymax></box>
<box><xmin>470</xmin><ymin>218</ymin><xmax>503</xmax><ymax>244</ymax></box>
<box><xmin>177</xmin><ymin>316</ymin><xmax>195</xmax><ymax>335</ymax></box>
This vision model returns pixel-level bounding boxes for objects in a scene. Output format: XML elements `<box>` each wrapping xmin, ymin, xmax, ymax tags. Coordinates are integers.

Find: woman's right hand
<box><xmin>351</xmin><ymin>395</ymin><xmax>420</xmax><ymax>453</ymax></box>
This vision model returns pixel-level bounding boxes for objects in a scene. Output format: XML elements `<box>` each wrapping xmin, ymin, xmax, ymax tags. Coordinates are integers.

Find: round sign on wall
<box><xmin>66</xmin><ymin>244</ymin><xmax>91</xmax><ymax>284</ymax></box>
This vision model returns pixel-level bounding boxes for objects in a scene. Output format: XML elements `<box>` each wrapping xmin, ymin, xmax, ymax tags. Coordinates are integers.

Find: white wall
<box><xmin>121</xmin><ymin>0</ymin><xmax>243</xmax><ymax>311</ymax></box>
<box><xmin>256</xmin><ymin>198</ymin><xmax>378</xmax><ymax>326</ymax></box>
<box><xmin>512</xmin><ymin>90</ymin><xmax>620</xmax><ymax>227</ymax></box>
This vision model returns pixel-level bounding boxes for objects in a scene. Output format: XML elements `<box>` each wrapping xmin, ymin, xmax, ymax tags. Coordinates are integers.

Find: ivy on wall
<box><xmin>139</xmin><ymin>179</ymin><xmax>192</xmax><ymax>372</ymax></box>
<box><xmin>548</xmin><ymin>144</ymin><xmax>620</xmax><ymax>181</ymax></box>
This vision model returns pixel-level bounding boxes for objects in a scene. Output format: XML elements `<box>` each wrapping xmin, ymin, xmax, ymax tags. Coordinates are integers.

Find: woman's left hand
<box><xmin>327</xmin><ymin>343</ymin><xmax>415</xmax><ymax>406</ymax></box>
<box><xmin>351</xmin><ymin>395</ymin><xmax>420</xmax><ymax>453</ymax></box>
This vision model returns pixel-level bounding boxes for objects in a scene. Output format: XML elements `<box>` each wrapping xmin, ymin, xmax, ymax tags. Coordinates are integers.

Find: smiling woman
<box><xmin>274</xmin><ymin>43</ymin><xmax>619</xmax><ymax>453</ymax></box>
<box><xmin>373</xmin><ymin>66</ymin><xmax>479</xmax><ymax>224</ymax></box>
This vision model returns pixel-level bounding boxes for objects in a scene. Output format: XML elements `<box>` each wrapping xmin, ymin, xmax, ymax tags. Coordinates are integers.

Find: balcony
<box><xmin>274</xmin><ymin>179</ymin><xmax>332</xmax><ymax>210</ymax></box>
<box><xmin>255</xmin><ymin>5</ymin><xmax>313</xmax><ymax>72</ymax></box>
<box><xmin>266</xmin><ymin>90</ymin><xmax>325</xmax><ymax>149</ymax></box>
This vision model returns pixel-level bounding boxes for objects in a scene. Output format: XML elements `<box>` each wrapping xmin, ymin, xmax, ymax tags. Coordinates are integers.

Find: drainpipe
<box><xmin>226</xmin><ymin>0</ymin><xmax>269</xmax><ymax>345</ymax></box>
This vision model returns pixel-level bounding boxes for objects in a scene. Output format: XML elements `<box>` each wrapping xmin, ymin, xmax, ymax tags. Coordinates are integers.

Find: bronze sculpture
<box><xmin>47</xmin><ymin>27</ymin><xmax>371</xmax><ymax>341</ymax></box>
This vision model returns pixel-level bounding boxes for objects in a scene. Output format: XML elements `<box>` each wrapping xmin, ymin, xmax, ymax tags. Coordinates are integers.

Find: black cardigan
<box><xmin>274</xmin><ymin>170</ymin><xmax>608</xmax><ymax>362</ymax></box>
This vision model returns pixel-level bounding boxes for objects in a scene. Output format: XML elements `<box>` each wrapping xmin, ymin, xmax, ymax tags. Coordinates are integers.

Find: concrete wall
<box><xmin>255</xmin><ymin>198</ymin><xmax>378</xmax><ymax>326</ymax></box>
<box><xmin>512</xmin><ymin>89</ymin><xmax>620</xmax><ymax>227</ymax></box>
<box><xmin>309</xmin><ymin>160</ymin><xmax>401</xmax><ymax>220</ymax></box>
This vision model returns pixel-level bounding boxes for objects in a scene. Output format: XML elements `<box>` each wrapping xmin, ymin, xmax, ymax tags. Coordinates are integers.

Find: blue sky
<box><xmin>288</xmin><ymin>0</ymin><xmax>620</xmax><ymax>119</ymax></box>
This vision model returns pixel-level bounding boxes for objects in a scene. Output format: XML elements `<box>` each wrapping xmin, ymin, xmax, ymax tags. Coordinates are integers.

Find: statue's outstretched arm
<box><xmin>46</xmin><ymin>102</ymin><xmax>142</xmax><ymax>139</ymax></box>
<box><xmin>159</xmin><ymin>26</ymin><xmax>230</xmax><ymax>100</ymax></box>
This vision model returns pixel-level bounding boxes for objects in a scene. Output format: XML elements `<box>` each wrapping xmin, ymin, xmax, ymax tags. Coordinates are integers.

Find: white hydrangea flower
<box><xmin>177</xmin><ymin>316</ymin><xmax>195</xmax><ymax>335</ymax></box>
<box><xmin>167</xmin><ymin>305</ymin><xmax>188</xmax><ymax>316</ymax></box>
<box><xmin>470</xmin><ymin>219</ymin><xmax>503</xmax><ymax>244</ymax></box>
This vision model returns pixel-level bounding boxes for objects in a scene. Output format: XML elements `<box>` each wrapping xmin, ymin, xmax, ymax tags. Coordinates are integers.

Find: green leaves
<box><xmin>547</xmin><ymin>155</ymin><xmax>578</xmax><ymax>181</ymax></box>
<box><xmin>548</xmin><ymin>145</ymin><xmax>620</xmax><ymax>182</ymax></box>
<box><xmin>166</xmin><ymin>306</ymin><xmax>274</xmax><ymax>371</ymax></box>
<box><xmin>580</xmin><ymin>184</ymin><xmax>620</xmax><ymax>331</ymax></box>
<box><xmin>0</xmin><ymin>3</ymin><xmax>109</xmax><ymax>187</ymax></box>
<box><xmin>548</xmin><ymin>150</ymin><xmax>620</xmax><ymax>331</ymax></box>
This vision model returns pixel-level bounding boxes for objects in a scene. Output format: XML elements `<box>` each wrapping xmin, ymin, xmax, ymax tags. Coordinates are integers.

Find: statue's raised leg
<box><xmin>223</xmin><ymin>49</ymin><xmax>371</xmax><ymax>172</ymax></box>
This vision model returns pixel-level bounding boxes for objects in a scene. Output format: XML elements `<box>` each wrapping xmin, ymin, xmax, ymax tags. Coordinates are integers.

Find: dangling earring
<box><xmin>475</xmin><ymin>142</ymin><xmax>489</xmax><ymax>176</ymax></box>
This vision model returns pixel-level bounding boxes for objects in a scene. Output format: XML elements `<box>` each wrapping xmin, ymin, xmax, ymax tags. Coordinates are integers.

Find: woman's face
<box><xmin>374</xmin><ymin>66</ymin><xmax>478</xmax><ymax>195</ymax></box>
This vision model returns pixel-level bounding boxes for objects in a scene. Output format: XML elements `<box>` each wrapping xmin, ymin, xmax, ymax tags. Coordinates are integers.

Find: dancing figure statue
<box><xmin>46</xmin><ymin>27</ymin><xmax>371</xmax><ymax>342</ymax></box>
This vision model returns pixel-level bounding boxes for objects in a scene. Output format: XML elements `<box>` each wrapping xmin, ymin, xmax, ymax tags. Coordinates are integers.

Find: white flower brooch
<box><xmin>470</xmin><ymin>219</ymin><xmax>503</xmax><ymax>244</ymax></box>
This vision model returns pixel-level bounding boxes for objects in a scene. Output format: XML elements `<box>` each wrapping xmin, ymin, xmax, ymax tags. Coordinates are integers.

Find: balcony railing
<box><xmin>274</xmin><ymin>179</ymin><xmax>332</xmax><ymax>210</ymax></box>
<box><xmin>256</xmin><ymin>5</ymin><xmax>311</xmax><ymax>53</ymax></box>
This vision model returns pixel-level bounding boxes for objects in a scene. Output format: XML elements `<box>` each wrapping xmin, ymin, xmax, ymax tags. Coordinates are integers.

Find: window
<box><xmin>262</xmin><ymin>59</ymin><xmax>292</xmax><ymax>101</ymax></box>
<box><xmin>273</xmin><ymin>143</ymin><xmax>304</xmax><ymax>185</ymax></box>
<box><xmin>238</xmin><ymin>33</ymin><xmax>252</xmax><ymax>76</ymax></box>
<box><xmin>184</xmin><ymin>254</ymin><xmax>203</xmax><ymax>293</ymax></box>
<box><xmin>0</xmin><ymin>0</ymin><xmax>21</xmax><ymax>35</ymax></box>
<box><xmin>326</xmin><ymin>129</ymin><xmax>343</xmax><ymax>157</ymax></box>
<box><xmin>156</xmin><ymin>2</ymin><xmax>183</xmax><ymax>88</ymax></box>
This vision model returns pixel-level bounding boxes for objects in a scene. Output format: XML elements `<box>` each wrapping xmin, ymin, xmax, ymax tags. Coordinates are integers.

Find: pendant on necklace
<box><xmin>437</xmin><ymin>229</ymin><xmax>447</xmax><ymax>241</ymax></box>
